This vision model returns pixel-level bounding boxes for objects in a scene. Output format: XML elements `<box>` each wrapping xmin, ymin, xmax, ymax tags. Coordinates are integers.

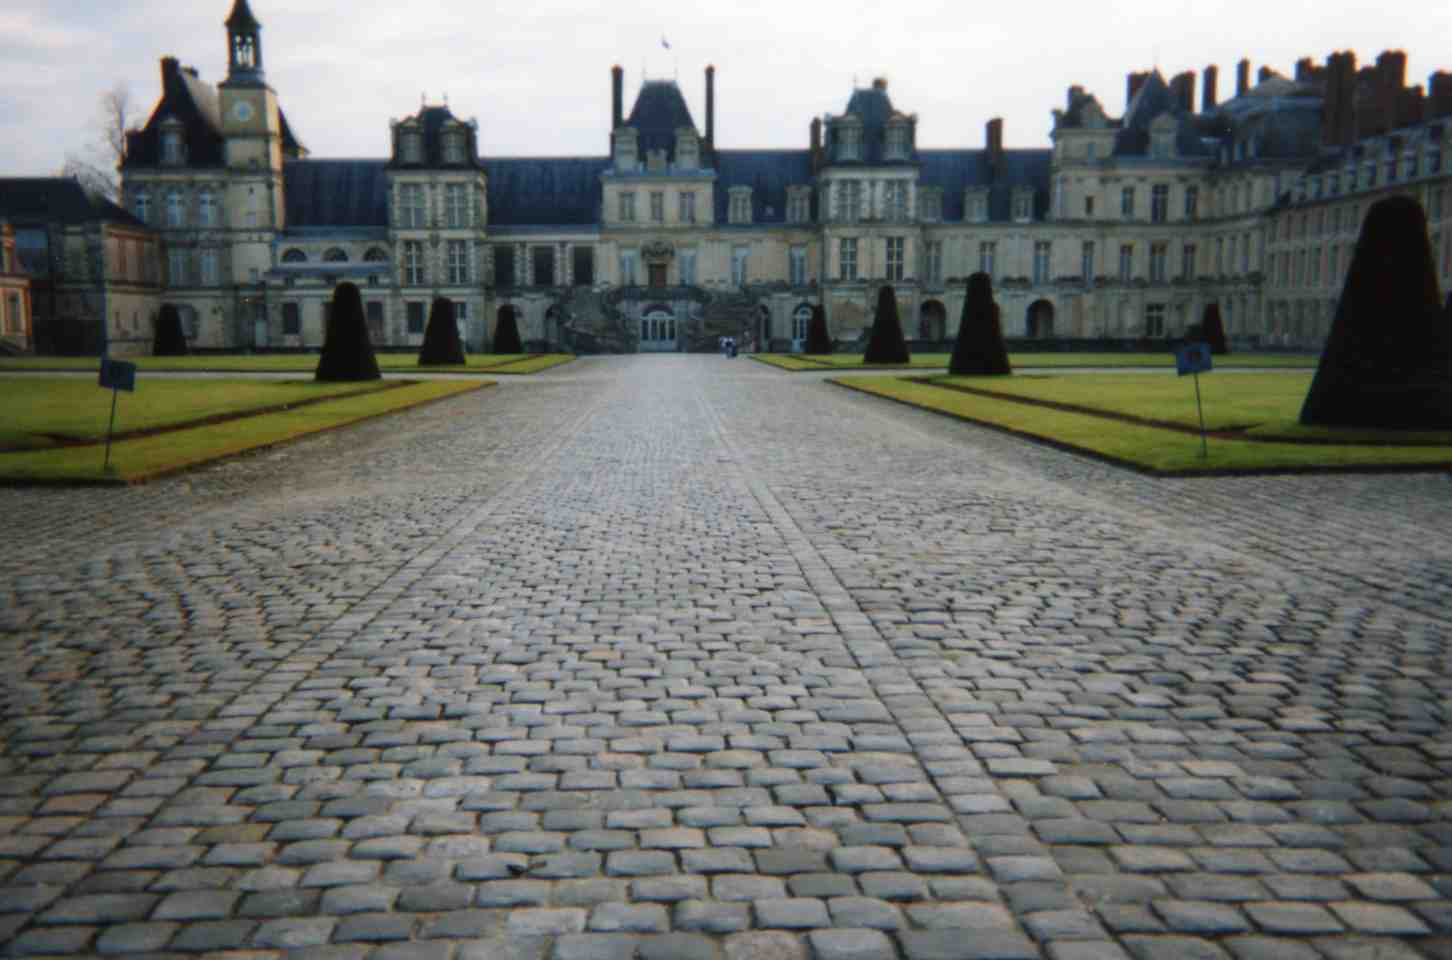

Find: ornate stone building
<box><xmin>114</xmin><ymin>0</ymin><xmax>1452</xmax><ymax>354</ymax></box>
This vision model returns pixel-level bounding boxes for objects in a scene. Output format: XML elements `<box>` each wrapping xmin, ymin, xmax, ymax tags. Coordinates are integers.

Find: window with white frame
<box><xmin>400</xmin><ymin>130</ymin><xmax>422</xmax><ymax>164</ymax></box>
<box><xmin>731</xmin><ymin>245</ymin><xmax>750</xmax><ymax>286</ymax></box>
<box><xmin>967</xmin><ymin>191</ymin><xmax>988</xmax><ymax>223</ymax></box>
<box><xmin>199</xmin><ymin>190</ymin><xmax>218</xmax><ymax>227</ymax></box>
<box><xmin>793</xmin><ymin>304</ymin><xmax>812</xmax><ymax>341</ymax></box>
<box><xmin>1013</xmin><ymin>191</ymin><xmax>1033</xmax><ymax>222</ymax></box>
<box><xmin>924</xmin><ymin>240</ymin><xmax>943</xmax><ymax>286</ymax></box>
<box><xmin>787</xmin><ymin>188</ymin><xmax>810</xmax><ymax>224</ymax></box>
<box><xmin>443</xmin><ymin>132</ymin><xmax>465</xmax><ymax>164</ymax></box>
<box><xmin>445</xmin><ymin>184</ymin><xmax>468</xmax><ymax>228</ymax></box>
<box><xmin>678</xmin><ymin>248</ymin><xmax>696</xmax><ymax>285</ymax></box>
<box><xmin>1151</xmin><ymin>184</ymin><xmax>1169</xmax><ymax>223</ymax></box>
<box><xmin>837</xmin><ymin>124</ymin><xmax>862</xmax><ymax>161</ymax></box>
<box><xmin>1144</xmin><ymin>303</ymin><xmax>1166</xmax><ymax>337</ymax></box>
<box><xmin>1149</xmin><ymin>241</ymin><xmax>1167</xmax><ymax>283</ymax></box>
<box><xmin>133</xmin><ymin>191</ymin><xmax>151</xmax><ymax>224</ymax></box>
<box><xmin>919</xmin><ymin>188</ymin><xmax>942</xmax><ymax>222</ymax></box>
<box><xmin>885</xmin><ymin>181</ymin><xmax>909</xmax><ymax>222</ymax></box>
<box><xmin>650</xmin><ymin>191</ymin><xmax>664</xmax><ymax>223</ymax></box>
<box><xmin>167</xmin><ymin>248</ymin><xmax>188</xmax><ymax>286</ymax></box>
<box><xmin>834</xmin><ymin>180</ymin><xmax>862</xmax><ymax>222</ymax></box>
<box><xmin>619</xmin><ymin>249</ymin><xmax>638</xmax><ymax>285</ymax></box>
<box><xmin>885</xmin><ymin>123</ymin><xmax>910</xmax><ymax>160</ymax></box>
<box><xmin>979</xmin><ymin>241</ymin><xmax>996</xmax><ymax>277</ymax></box>
<box><xmin>839</xmin><ymin>238</ymin><xmax>858</xmax><ymax>281</ymax></box>
<box><xmin>1032</xmin><ymin>241</ymin><xmax>1051</xmax><ymax>284</ymax></box>
<box><xmin>161</xmin><ymin>129</ymin><xmax>184</xmax><ymax>165</ymax></box>
<box><xmin>885</xmin><ymin>237</ymin><xmax>905</xmax><ymax>282</ymax></box>
<box><xmin>400</xmin><ymin>184</ymin><xmax>426</xmax><ymax>228</ymax></box>
<box><xmin>1118</xmin><ymin>243</ymin><xmax>1133</xmax><ymax>282</ymax></box>
<box><xmin>679</xmin><ymin>191</ymin><xmax>697</xmax><ymax>224</ymax></box>
<box><xmin>729</xmin><ymin>189</ymin><xmax>752</xmax><ymax>225</ymax></box>
<box><xmin>619</xmin><ymin>191</ymin><xmax>636</xmax><ymax>223</ymax></box>
<box><xmin>1184</xmin><ymin>185</ymin><xmax>1199</xmax><ymax>220</ymax></box>
<box><xmin>199</xmin><ymin>248</ymin><xmax>219</xmax><ymax>286</ymax></box>
<box><xmin>789</xmin><ymin>245</ymin><xmax>807</xmax><ymax>287</ymax></box>
<box><xmin>1121</xmin><ymin>186</ymin><xmax>1137</xmax><ymax>218</ymax></box>
<box><xmin>1081</xmin><ymin>241</ymin><xmax>1095</xmax><ymax>287</ymax></box>
<box><xmin>447</xmin><ymin>240</ymin><xmax>469</xmax><ymax>284</ymax></box>
<box><xmin>403</xmin><ymin>240</ymin><xmax>425</xmax><ymax>285</ymax></box>
<box><xmin>165</xmin><ymin>191</ymin><xmax>185</xmax><ymax>228</ymax></box>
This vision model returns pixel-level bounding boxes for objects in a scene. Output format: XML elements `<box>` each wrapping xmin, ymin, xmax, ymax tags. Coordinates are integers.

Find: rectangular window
<box><xmin>619</xmin><ymin>191</ymin><xmax>636</xmax><ymax>222</ymax></box>
<box><xmin>400</xmin><ymin>184</ymin><xmax>426</xmax><ymax>228</ymax></box>
<box><xmin>1241</xmin><ymin>233</ymin><xmax>1252</xmax><ymax>273</ymax></box>
<box><xmin>620</xmin><ymin>249</ymin><xmax>638</xmax><ymax>285</ymax></box>
<box><xmin>1118</xmin><ymin>244</ymin><xmax>1133</xmax><ymax>282</ymax></box>
<box><xmin>1310</xmin><ymin>245</ymin><xmax>1322</xmax><ymax>286</ymax></box>
<box><xmin>787</xmin><ymin>190</ymin><xmax>810</xmax><ymax>224</ymax></box>
<box><xmin>573</xmin><ymin>245</ymin><xmax>594</xmax><ymax>285</ymax></box>
<box><xmin>282</xmin><ymin>302</ymin><xmax>300</xmax><ymax>335</ymax></box>
<box><xmin>789</xmin><ymin>245</ymin><xmax>807</xmax><ymax>286</ymax></box>
<box><xmin>406</xmin><ymin>301</ymin><xmax>425</xmax><ymax>335</ymax></box>
<box><xmin>835</xmin><ymin>180</ymin><xmax>862</xmax><ymax>222</ymax></box>
<box><xmin>678</xmin><ymin>248</ymin><xmax>696</xmax><ymax>285</ymax></box>
<box><xmin>731</xmin><ymin>245</ymin><xmax>749</xmax><ymax>287</ymax></box>
<box><xmin>531</xmin><ymin>246</ymin><xmax>554</xmax><ymax>287</ymax></box>
<box><xmin>1084</xmin><ymin>195</ymin><xmax>1096</xmax><ymax>218</ymax></box>
<box><xmin>1013</xmin><ymin>192</ymin><xmax>1032</xmax><ymax>221</ymax></box>
<box><xmin>1121</xmin><ymin>186</ymin><xmax>1135</xmax><ymax>218</ymax></box>
<box><xmin>978</xmin><ymin>241</ymin><xmax>996</xmax><ymax>277</ymax></box>
<box><xmin>199</xmin><ymin>192</ymin><xmax>218</xmax><ymax>227</ymax></box>
<box><xmin>1081</xmin><ymin>240</ymin><xmax>1095</xmax><ymax>287</ymax></box>
<box><xmin>1144</xmin><ymin>303</ymin><xmax>1166</xmax><ymax>337</ymax></box>
<box><xmin>1151</xmin><ymin>184</ymin><xmax>1169</xmax><ymax>223</ymax></box>
<box><xmin>366</xmin><ymin>300</ymin><xmax>384</xmax><ymax>338</ymax></box>
<box><xmin>1032</xmin><ymin>241</ymin><xmax>1051</xmax><ymax>284</ymax></box>
<box><xmin>200</xmin><ymin>249</ymin><xmax>219</xmax><ymax>286</ymax></box>
<box><xmin>1216</xmin><ymin>236</ymin><xmax>1225</xmax><ymax>274</ymax></box>
<box><xmin>967</xmin><ymin>192</ymin><xmax>987</xmax><ymax>222</ymax></box>
<box><xmin>885</xmin><ymin>237</ymin><xmax>905</xmax><ymax>282</ymax></box>
<box><xmin>133</xmin><ymin>193</ymin><xmax>151</xmax><ymax>224</ymax></box>
<box><xmin>679</xmin><ymin>192</ymin><xmax>696</xmax><ymax>224</ymax></box>
<box><xmin>493</xmin><ymin>245</ymin><xmax>515</xmax><ymax>287</ymax></box>
<box><xmin>919</xmin><ymin>189</ymin><xmax>941</xmax><ymax>222</ymax></box>
<box><xmin>404</xmin><ymin>240</ymin><xmax>425</xmax><ymax>285</ymax></box>
<box><xmin>445</xmin><ymin>184</ymin><xmax>468</xmax><ymax>228</ymax></box>
<box><xmin>447</xmin><ymin>240</ymin><xmax>470</xmax><ymax>285</ymax></box>
<box><xmin>839</xmin><ymin>238</ymin><xmax>858</xmax><ymax>281</ymax></box>
<box><xmin>650</xmin><ymin>191</ymin><xmax>664</xmax><ymax>223</ymax></box>
<box><xmin>166</xmin><ymin>192</ymin><xmax>185</xmax><ymax>228</ymax></box>
<box><xmin>1184</xmin><ymin>185</ymin><xmax>1198</xmax><ymax>219</ymax></box>
<box><xmin>729</xmin><ymin>192</ymin><xmax>752</xmax><ymax>224</ymax></box>
<box><xmin>925</xmin><ymin>240</ymin><xmax>943</xmax><ymax>286</ymax></box>
<box><xmin>1181</xmin><ymin>243</ymin><xmax>1196</xmax><ymax>280</ymax></box>
<box><xmin>167</xmin><ymin>248</ymin><xmax>188</xmax><ymax>286</ymax></box>
<box><xmin>885</xmin><ymin>182</ymin><xmax>908</xmax><ymax>222</ymax></box>
<box><xmin>1149</xmin><ymin>241</ymin><xmax>1167</xmax><ymax>283</ymax></box>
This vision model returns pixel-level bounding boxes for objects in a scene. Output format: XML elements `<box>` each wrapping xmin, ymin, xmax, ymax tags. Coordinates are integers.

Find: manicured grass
<box><xmin>0</xmin><ymin>353</ymin><xmax>574</xmax><ymax>375</ymax></box>
<box><xmin>0</xmin><ymin>379</ymin><xmax>485</xmax><ymax>484</ymax></box>
<box><xmin>835</xmin><ymin>373</ymin><xmax>1452</xmax><ymax>474</ymax></box>
<box><xmin>1</xmin><ymin>378</ymin><xmax>396</xmax><ymax>451</ymax></box>
<box><xmin>755</xmin><ymin>352</ymin><xmax>1319</xmax><ymax>371</ymax></box>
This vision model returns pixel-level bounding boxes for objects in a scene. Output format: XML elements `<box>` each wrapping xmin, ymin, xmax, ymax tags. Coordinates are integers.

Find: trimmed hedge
<box><xmin>863</xmin><ymin>285</ymin><xmax>910</xmax><ymax>364</ymax></box>
<box><xmin>419</xmin><ymin>297</ymin><xmax>466</xmax><ymax>365</ymax></box>
<box><xmin>805</xmin><ymin>304</ymin><xmax>833</xmax><ymax>354</ymax></box>
<box><xmin>948</xmin><ymin>272</ymin><xmax>1010</xmax><ymax>376</ymax></box>
<box><xmin>493</xmin><ymin>305</ymin><xmax>523</xmax><ymax>354</ymax></box>
<box><xmin>1201</xmin><ymin>303</ymin><xmax>1229</xmax><ymax>355</ymax></box>
<box><xmin>153</xmin><ymin>304</ymin><xmax>188</xmax><ymax>357</ymax></box>
<box><xmin>315</xmin><ymin>281</ymin><xmax>381</xmax><ymax>382</ymax></box>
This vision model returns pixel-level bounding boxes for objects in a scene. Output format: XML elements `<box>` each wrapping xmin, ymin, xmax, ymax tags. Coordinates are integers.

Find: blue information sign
<box><xmin>99</xmin><ymin>358</ymin><xmax>137</xmax><ymax>392</ymax></box>
<box><xmin>1175</xmin><ymin>343</ymin><xmax>1212</xmax><ymax>377</ymax></box>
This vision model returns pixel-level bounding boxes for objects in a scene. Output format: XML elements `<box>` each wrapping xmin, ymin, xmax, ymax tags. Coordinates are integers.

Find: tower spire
<box><xmin>225</xmin><ymin>0</ymin><xmax>264</xmax><ymax>84</ymax></box>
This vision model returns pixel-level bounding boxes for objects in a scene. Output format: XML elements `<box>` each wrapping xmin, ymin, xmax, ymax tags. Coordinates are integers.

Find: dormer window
<box><xmin>399</xmin><ymin>129</ymin><xmax>423</xmax><ymax>164</ymax></box>
<box><xmin>1149</xmin><ymin>115</ymin><xmax>1177</xmax><ymax>160</ymax></box>
<box><xmin>836</xmin><ymin>121</ymin><xmax>862</xmax><ymax>162</ymax></box>
<box><xmin>884</xmin><ymin>122</ymin><xmax>910</xmax><ymax>161</ymax></box>
<box><xmin>919</xmin><ymin>187</ymin><xmax>942</xmax><ymax>222</ymax></box>
<box><xmin>443</xmin><ymin>131</ymin><xmax>465</xmax><ymax>165</ymax></box>
<box><xmin>675</xmin><ymin>130</ymin><xmax>699</xmax><ymax>170</ymax></box>
<box><xmin>613</xmin><ymin>128</ymin><xmax>639</xmax><ymax>172</ymax></box>
<box><xmin>965</xmin><ymin>190</ymin><xmax>988</xmax><ymax>223</ymax></box>
<box><xmin>160</xmin><ymin>122</ymin><xmax>185</xmax><ymax>166</ymax></box>
<box><xmin>728</xmin><ymin>187</ymin><xmax>753</xmax><ymax>225</ymax></box>
<box><xmin>786</xmin><ymin>187</ymin><xmax>811</xmax><ymax>224</ymax></box>
<box><xmin>1012</xmin><ymin>189</ymin><xmax>1034</xmax><ymax>222</ymax></box>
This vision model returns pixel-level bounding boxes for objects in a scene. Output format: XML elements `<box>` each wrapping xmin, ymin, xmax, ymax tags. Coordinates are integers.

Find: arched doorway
<box><xmin>639</xmin><ymin>304</ymin><xmax>676</xmax><ymax>352</ymax></box>
<box><xmin>918</xmin><ymin>300</ymin><xmax>947</xmax><ymax>341</ymax></box>
<box><xmin>792</xmin><ymin>303</ymin><xmax>813</xmax><ymax>345</ymax></box>
<box><xmin>1026</xmin><ymin>299</ymin><xmax>1055</xmax><ymax>338</ymax></box>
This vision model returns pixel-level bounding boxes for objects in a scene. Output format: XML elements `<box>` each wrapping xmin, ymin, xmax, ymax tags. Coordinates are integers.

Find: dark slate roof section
<box><xmin>225</xmin><ymin>0</ymin><xmax>261</xmax><ymax>32</ymax></box>
<box><xmin>279</xmin><ymin>109</ymin><xmax>305</xmax><ymax>158</ymax></box>
<box><xmin>283</xmin><ymin>160</ymin><xmax>389</xmax><ymax>227</ymax></box>
<box><xmin>482</xmin><ymin>157</ymin><xmax>607</xmax><ymax>226</ymax></box>
<box><xmin>626</xmin><ymin>81</ymin><xmax>698</xmax><ymax>161</ymax></box>
<box><xmin>1113</xmin><ymin>72</ymin><xmax>1220</xmax><ymax>158</ymax></box>
<box><xmin>124</xmin><ymin>60</ymin><xmax>225</xmax><ymax>168</ymax></box>
<box><xmin>831</xmin><ymin>83</ymin><xmax>912</xmax><ymax>164</ymax></box>
<box><xmin>0</xmin><ymin>178</ymin><xmax>147</xmax><ymax>228</ymax></box>
<box><xmin>917</xmin><ymin>149</ymin><xmax>1054</xmax><ymax>221</ymax></box>
<box><xmin>1228</xmin><ymin>106</ymin><xmax>1322</xmax><ymax>162</ymax></box>
<box><xmin>713</xmin><ymin>150</ymin><xmax>813</xmax><ymax>224</ymax></box>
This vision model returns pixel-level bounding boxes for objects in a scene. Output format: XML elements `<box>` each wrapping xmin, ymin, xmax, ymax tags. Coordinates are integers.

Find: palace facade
<box><xmin>78</xmin><ymin>2</ymin><xmax>1452</xmax><ymax>353</ymax></box>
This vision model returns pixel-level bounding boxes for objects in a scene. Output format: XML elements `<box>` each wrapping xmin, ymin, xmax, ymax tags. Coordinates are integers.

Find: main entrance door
<box><xmin>639</xmin><ymin>307</ymin><xmax>676</xmax><ymax>352</ymax></box>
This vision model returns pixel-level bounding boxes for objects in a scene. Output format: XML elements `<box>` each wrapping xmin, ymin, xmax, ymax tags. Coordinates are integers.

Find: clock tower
<box><xmin>219</xmin><ymin>0</ymin><xmax>282</xmax><ymax>174</ymax></box>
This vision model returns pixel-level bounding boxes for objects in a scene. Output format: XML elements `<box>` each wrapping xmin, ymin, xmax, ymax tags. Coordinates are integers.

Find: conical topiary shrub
<box><xmin>948</xmin><ymin>272</ymin><xmax>1010</xmax><ymax>376</ymax></box>
<box><xmin>419</xmin><ymin>296</ymin><xmax>466</xmax><ymax>366</ymax></box>
<box><xmin>153</xmin><ymin>303</ymin><xmax>188</xmax><ymax>356</ymax></box>
<box><xmin>1301</xmin><ymin>195</ymin><xmax>1452</xmax><ymax>428</ymax></box>
<box><xmin>1201</xmin><ymin>303</ymin><xmax>1229</xmax><ymax>355</ymax></box>
<box><xmin>863</xmin><ymin>285</ymin><xmax>910</xmax><ymax>364</ymax></box>
<box><xmin>315</xmin><ymin>281</ymin><xmax>381</xmax><ymax>382</ymax></box>
<box><xmin>805</xmin><ymin>304</ymin><xmax>832</xmax><ymax>354</ymax></box>
<box><xmin>493</xmin><ymin>305</ymin><xmax>523</xmax><ymax>354</ymax></box>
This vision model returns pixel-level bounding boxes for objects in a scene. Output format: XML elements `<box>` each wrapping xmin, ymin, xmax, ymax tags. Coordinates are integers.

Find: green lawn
<box><xmin>0</xmin><ymin>353</ymin><xmax>574</xmax><ymax>375</ymax></box>
<box><xmin>755</xmin><ymin>352</ymin><xmax>1318</xmax><ymax>372</ymax></box>
<box><xmin>835</xmin><ymin>373</ymin><xmax>1452</xmax><ymax>474</ymax></box>
<box><xmin>1</xmin><ymin>379</ymin><xmax>485</xmax><ymax>483</ymax></box>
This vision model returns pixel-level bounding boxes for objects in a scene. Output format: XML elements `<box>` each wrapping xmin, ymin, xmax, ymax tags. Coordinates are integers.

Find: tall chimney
<box><xmin>1236</xmin><ymin>59</ymin><xmax>1250</xmax><ymax>96</ymax></box>
<box><xmin>986</xmin><ymin>117</ymin><xmax>1004</xmax><ymax>179</ymax></box>
<box><xmin>161</xmin><ymin>56</ymin><xmax>181</xmax><ymax>95</ymax></box>
<box><xmin>1170</xmin><ymin>71</ymin><xmax>1195</xmax><ymax>112</ymax></box>
<box><xmin>611</xmin><ymin>65</ymin><xmax>623</xmax><ymax>130</ymax></box>
<box><xmin>1295</xmin><ymin>58</ymin><xmax>1314</xmax><ymax>83</ymax></box>
<box><xmin>809</xmin><ymin>116</ymin><xmax>822</xmax><ymax>171</ymax></box>
<box><xmin>705</xmin><ymin>65</ymin><xmax>715</xmax><ymax>149</ymax></box>
<box><xmin>1429</xmin><ymin>71</ymin><xmax>1452</xmax><ymax>119</ymax></box>
<box><xmin>1202</xmin><ymin>65</ymin><xmax>1218</xmax><ymax>112</ymax></box>
<box><xmin>1258</xmin><ymin>65</ymin><xmax>1275</xmax><ymax>83</ymax></box>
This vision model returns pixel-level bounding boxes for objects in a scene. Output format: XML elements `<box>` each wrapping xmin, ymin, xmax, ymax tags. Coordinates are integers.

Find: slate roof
<box><xmin>483</xmin><ymin>158</ymin><xmax>608</xmax><ymax>227</ymax></box>
<box><xmin>625</xmin><ymin>81</ymin><xmax>698</xmax><ymax>161</ymax></box>
<box><xmin>283</xmin><ymin>160</ymin><xmax>389</xmax><ymax>228</ymax></box>
<box><xmin>0</xmin><ymin>178</ymin><xmax>147</xmax><ymax>228</ymax></box>
<box><xmin>714</xmin><ymin>150</ymin><xmax>813</xmax><ymax>224</ymax></box>
<box><xmin>918</xmin><ymin>150</ymin><xmax>1053</xmax><ymax>221</ymax></box>
<box><xmin>124</xmin><ymin>61</ymin><xmax>226</xmax><ymax>167</ymax></box>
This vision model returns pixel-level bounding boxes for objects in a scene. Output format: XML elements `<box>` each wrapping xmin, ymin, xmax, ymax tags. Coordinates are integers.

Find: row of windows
<box><xmin>281</xmin><ymin>247</ymin><xmax>389</xmax><ymax>265</ymax></box>
<box><xmin>396</xmin><ymin>128</ymin><xmax>470</xmax><ymax>165</ymax></box>
<box><xmin>396</xmin><ymin>183</ymin><xmax>477</xmax><ymax>230</ymax></box>
<box><xmin>1295</xmin><ymin>141</ymin><xmax>1445</xmax><ymax>201</ymax></box>
<box><xmin>166</xmin><ymin>247</ymin><xmax>222</xmax><ymax>286</ymax></box>
<box><xmin>493</xmin><ymin>245</ymin><xmax>595</xmax><ymax>287</ymax></box>
<box><xmin>133</xmin><ymin>188</ymin><xmax>223</xmax><ymax>229</ymax></box>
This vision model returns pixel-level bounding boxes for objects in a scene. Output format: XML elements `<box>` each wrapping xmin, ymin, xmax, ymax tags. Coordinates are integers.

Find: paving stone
<box><xmin>897</xmin><ymin>928</ymin><xmax>1040</xmax><ymax>959</ymax></box>
<box><xmin>807</xmin><ymin>928</ymin><xmax>897</xmax><ymax>960</ymax></box>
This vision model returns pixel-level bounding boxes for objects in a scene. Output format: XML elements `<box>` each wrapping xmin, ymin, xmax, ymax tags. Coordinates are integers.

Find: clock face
<box><xmin>233</xmin><ymin>101</ymin><xmax>254</xmax><ymax>123</ymax></box>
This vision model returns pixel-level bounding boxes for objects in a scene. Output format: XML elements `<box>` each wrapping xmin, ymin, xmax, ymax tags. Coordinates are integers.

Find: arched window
<box><xmin>363</xmin><ymin>247</ymin><xmax>389</xmax><ymax>262</ymax></box>
<box><xmin>793</xmin><ymin>303</ymin><xmax>813</xmax><ymax>341</ymax></box>
<box><xmin>281</xmin><ymin>248</ymin><xmax>307</xmax><ymax>263</ymax></box>
<box><xmin>323</xmin><ymin>248</ymin><xmax>348</xmax><ymax>263</ymax></box>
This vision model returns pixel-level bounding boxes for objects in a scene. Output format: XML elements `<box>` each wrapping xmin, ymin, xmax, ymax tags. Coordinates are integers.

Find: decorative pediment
<box><xmin>642</xmin><ymin>239</ymin><xmax>674</xmax><ymax>263</ymax></box>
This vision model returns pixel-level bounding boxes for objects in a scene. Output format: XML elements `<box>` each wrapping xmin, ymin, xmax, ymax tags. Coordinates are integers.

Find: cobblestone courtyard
<box><xmin>2</xmin><ymin>356</ymin><xmax>1451</xmax><ymax>960</ymax></box>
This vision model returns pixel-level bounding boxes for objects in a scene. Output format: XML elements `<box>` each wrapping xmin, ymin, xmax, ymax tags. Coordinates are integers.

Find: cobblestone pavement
<box><xmin>2</xmin><ymin>355</ymin><xmax>1451</xmax><ymax>960</ymax></box>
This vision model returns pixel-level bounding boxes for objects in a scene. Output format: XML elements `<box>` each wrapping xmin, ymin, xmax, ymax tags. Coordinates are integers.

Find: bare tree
<box><xmin>61</xmin><ymin>82</ymin><xmax>139</xmax><ymax>203</ymax></box>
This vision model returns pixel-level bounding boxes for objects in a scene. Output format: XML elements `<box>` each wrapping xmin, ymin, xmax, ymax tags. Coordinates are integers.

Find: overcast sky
<box><xmin>4</xmin><ymin>1</ymin><xmax>1450</xmax><ymax>177</ymax></box>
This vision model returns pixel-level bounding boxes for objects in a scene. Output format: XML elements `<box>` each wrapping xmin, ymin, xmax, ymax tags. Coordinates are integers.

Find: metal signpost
<box><xmin>1175</xmin><ymin>343</ymin><xmax>1213</xmax><ymax>458</ymax></box>
<box><xmin>98</xmin><ymin>356</ymin><xmax>137</xmax><ymax>474</ymax></box>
